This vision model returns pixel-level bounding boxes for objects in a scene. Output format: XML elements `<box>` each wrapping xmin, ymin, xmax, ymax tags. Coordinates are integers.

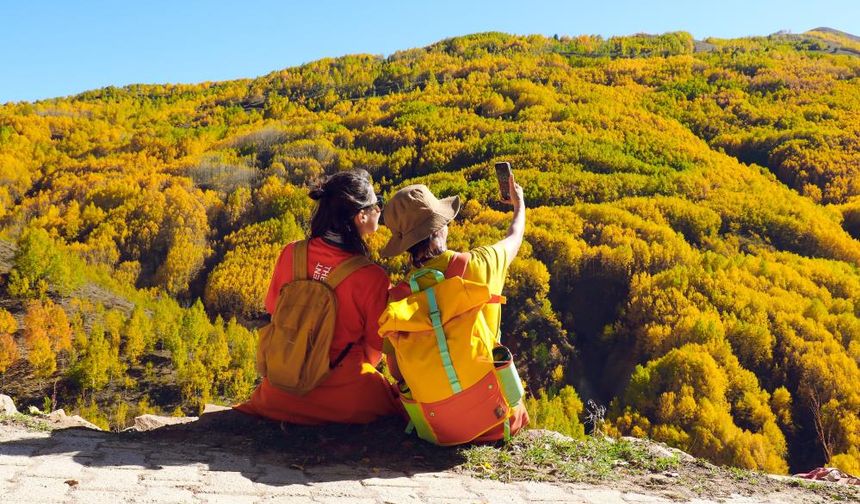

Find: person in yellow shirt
<box><xmin>378</xmin><ymin>174</ymin><xmax>528</xmax><ymax>442</ymax></box>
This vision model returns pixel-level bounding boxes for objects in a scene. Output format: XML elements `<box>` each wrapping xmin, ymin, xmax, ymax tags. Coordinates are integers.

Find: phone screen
<box><xmin>495</xmin><ymin>162</ymin><xmax>512</xmax><ymax>201</ymax></box>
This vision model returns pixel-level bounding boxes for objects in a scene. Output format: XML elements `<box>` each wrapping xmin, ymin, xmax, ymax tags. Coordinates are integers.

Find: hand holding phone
<box><xmin>495</xmin><ymin>162</ymin><xmax>513</xmax><ymax>202</ymax></box>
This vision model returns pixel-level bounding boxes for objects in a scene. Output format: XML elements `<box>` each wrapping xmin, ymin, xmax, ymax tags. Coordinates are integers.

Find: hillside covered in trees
<box><xmin>1</xmin><ymin>28</ymin><xmax>859</xmax><ymax>476</ymax></box>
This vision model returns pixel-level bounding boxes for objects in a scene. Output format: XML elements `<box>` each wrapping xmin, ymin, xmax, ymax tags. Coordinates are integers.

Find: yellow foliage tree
<box><xmin>0</xmin><ymin>333</ymin><xmax>19</xmax><ymax>375</ymax></box>
<box><xmin>617</xmin><ymin>343</ymin><xmax>788</xmax><ymax>473</ymax></box>
<box><xmin>3</xmin><ymin>30</ymin><xmax>860</xmax><ymax>472</ymax></box>
<box><xmin>525</xmin><ymin>386</ymin><xmax>586</xmax><ymax>439</ymax></box>
<box><xmin>0</xmin><ymin>308</ymin><xmax>18</xmax><ymax>377</ymax></box>
<box><xmin>26</xmin><ymin>331</ymin><xmax>56</xmax><ymax>379</ymax></box>
<box><xmin>0</xmin><ymin>308</ymin><xmax>17</xmax><ymax>335</ymax></box>
<box><xmin>23</xmin><ymin>299</ymin><xmax>72</xmax><ymax>353</ymax></box>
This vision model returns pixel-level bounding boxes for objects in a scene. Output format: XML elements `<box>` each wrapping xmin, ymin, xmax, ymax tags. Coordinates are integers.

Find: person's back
<box><xmin>258</xmin><ymin>239</ymin><xmax>374</xmax><ymax>395</ymax></box>
<box><xmin>236</xmin><ymin>169</ymin><xmax>401</xmax><ymax>425</ymax></box>
<box><xmin>401</xmin><ymin>246</ymin><xmax>507</xmax><ymax>334</ymax></box>
<box><xmin>379</xmin><ymin>177</ymin><xmax>529</xmax><ymax>443</ymax></box>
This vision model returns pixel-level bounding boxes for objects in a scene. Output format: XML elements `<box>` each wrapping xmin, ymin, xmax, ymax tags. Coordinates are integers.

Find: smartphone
<box><xmin>494</xmin><ymin>162</ymin><xmax>513</xmax><ymax>201</ymax></box>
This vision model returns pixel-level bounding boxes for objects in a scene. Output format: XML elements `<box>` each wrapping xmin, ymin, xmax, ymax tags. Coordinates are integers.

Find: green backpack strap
<box><xmin>408</xmin><ymin>268</ymin><xmax>444</xmax><ymax>293</ymax></box>
<box><xmin>425</xmin><ymin>285</ymin><xmax>462</xmax><ymax>394</ymax></box>
<box><xmin>404</xmin><ymin>267</ymin><xmax>463</xmax><ymax>394</ymax></box>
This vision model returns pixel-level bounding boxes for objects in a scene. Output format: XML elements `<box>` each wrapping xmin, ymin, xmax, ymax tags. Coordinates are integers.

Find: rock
<box><xmin>621</xmin><ymin>436</ymin><xmax>696</xmax><ymax>463</ymax></box>
<box><xmin>0</xmin><ymin>394</ymin><xmax>17</xmax><ymax>415</ymax></box>
<box><xmin>47</xmin><ymin>408</ymin><xmax>67</xmax><ymax>420</ymax></box>
<box><xmin>45</xmin><ymin>409</ymin><xmax>102</xmax><ymax>430</ymax></box>
<box><xmin>203</xmin><ymin>403</ymin><xmax>231</xmax><ymax>414</ymax></box>
<box><xmin>648</xmin><ymin>473</ymin><xmax>671</xmax><ymax>485</ymax></box>
<box><xmin>521</xmin><ymin>429</ymin><xmax>576</xmax><ymax>443</ymax></box>
<box><xmin>193</xmin><ymin>407</ymin><xmax>262</xmax><ymax>431</ymax></box>
<box><xmin>67</xmin><ymin>415</ymin><xmax>102</xmax><ymax>430</ymax></box>
<box><xmin>664</xmin><ymin>446</ymin><xmax>696</xmax><ymax>463</ymax></box>
<box><xmin>130</xmin><ymin>414</ymin><xmax>198</xmax><ymax>432</ymax></box>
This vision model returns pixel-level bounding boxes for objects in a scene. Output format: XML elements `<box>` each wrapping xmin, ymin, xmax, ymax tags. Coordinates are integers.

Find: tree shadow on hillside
<box><xmin>0</xmin><ymin>410</ymin><xmax>464</xmax><ymax>487</ymax></box>
<box><xmin>558</xmin><ymin>268</ymin><xmax>634</xmax><ymax>404</ymax></box>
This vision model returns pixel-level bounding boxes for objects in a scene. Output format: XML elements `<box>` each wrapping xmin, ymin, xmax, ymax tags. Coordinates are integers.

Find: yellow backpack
<box><xmin>378</xmin><ymin>253</ymin><xmax>526</xmax><ymax>445</ymax></box>
<box><xmin>256</xmin><ymin>240</ymin><xmax>371</xmax><ymax>395</ymax></box>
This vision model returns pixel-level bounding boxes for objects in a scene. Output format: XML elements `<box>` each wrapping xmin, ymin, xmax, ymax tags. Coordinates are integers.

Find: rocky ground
<box><xmin>1</xmin><ymin>396</ymin><xmax>858</xmax><ymax>504</ymax></box>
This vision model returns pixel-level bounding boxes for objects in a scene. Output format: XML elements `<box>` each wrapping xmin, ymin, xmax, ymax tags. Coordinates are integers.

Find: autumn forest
<box><xmin>1</xmin><ymin>28</ymin><xmax>859</xmax><ymax>475</ymax></box>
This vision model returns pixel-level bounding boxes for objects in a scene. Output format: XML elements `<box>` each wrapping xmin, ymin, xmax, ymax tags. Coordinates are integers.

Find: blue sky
<box><xmin>2</xmin><ymin>0</ymin><xmax>858</xmax><ymax>103</ymax></box>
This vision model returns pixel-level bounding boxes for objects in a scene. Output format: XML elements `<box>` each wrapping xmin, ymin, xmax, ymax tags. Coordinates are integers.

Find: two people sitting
<box><xmin>236</xmin><ymin>167</ymin><xmax>529</xmax><ymax>444</ymax></box>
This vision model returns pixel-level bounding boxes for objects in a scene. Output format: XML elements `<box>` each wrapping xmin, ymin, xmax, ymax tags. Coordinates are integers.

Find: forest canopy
<box><xmin>1</xmin><ymin>29</ymin><xmax>859</xmax><ymax>474</ymax></box>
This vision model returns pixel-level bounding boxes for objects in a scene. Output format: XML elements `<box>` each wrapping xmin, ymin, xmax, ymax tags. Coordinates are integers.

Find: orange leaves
<box><xmin>20</xmin><ymin>299</ymin><xmax>71</xmax><ymax>380</ymax></box>
<box><xmin>0</xmin><ymin>309</ymin><xmax>18</xmax><ymax>374</ymax></box>
<box><xmin>23</xmin><ymin>299</ymin><xmax>72</xmax><ymax>355</ymax></box>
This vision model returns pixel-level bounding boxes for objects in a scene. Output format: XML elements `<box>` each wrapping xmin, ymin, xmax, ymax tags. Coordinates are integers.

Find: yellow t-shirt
<box><xmin>413</xmin><ymin>244</ymin><xmax>509</xmax><ymax>338</ymax></box>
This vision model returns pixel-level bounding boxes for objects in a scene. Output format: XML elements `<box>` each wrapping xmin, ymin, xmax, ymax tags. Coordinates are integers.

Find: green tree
<box><xmin>123</xmin><ymin>305</ymin><xmax>152</xmax><ymax>364</ymax></box>
<box><xmin>204</xmin><ymin>317</ymin><xmax>231</xmax><ymax>392</ymax></box>
<box><xmin>525</xmin><ymin>386</ymin><xmax>586</xmax><ymax>439</ymax></box>
<box><xmin>8</xmin><ymin>227</ymin><xmax>83</xmax><ymax>298</ymax></box>
<box><xmin>74</xmin><ymin>322</ymin><xmax>113</xmax><ymax>391</ymax></box>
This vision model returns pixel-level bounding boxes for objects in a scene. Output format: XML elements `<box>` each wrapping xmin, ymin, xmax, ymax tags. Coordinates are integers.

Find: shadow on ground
<box><xmin>0</xmin><ymin>410</ymin><xmax>465</xmax><ymax>486</ymax></box>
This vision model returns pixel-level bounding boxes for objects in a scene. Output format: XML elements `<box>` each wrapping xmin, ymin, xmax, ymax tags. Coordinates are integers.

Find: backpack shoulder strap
<box><xmin>444</xmin><ymin>251</ymin><xmax>470</xmax><ymax>279</ymax></box>
<box><xmin>324</xmin><ymin>255</ymin><xmax>373</xmax><ymax>289</ymax></box>
<box><xmin>389</xmin><ymin>281</ymin><xmax>411</xmax><ymax>302</ymax></box>
<box><xmin>292</xmin><ymin>240</ymin><xmax>309</xmax><ymax>281</ymax></box>
<box><xmin>389</xmin><ymin>252</ymin><xmax>470</xmax><ymax>302</ymax></box>
<box><xmin>388</xmin><ymin>282</ymin><xmax>412</xmax><ymax>302</ymax></box>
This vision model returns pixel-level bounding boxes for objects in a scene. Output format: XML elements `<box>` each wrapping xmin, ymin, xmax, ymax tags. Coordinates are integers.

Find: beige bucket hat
<box><xmin>380</xmin><ymin>184</ymin><xmax>460</xmax><ymax>257</ymax></box>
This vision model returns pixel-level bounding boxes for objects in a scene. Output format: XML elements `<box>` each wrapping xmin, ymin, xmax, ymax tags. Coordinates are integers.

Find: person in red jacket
<box><xmin>236</xmin><ymin>169</ymin><xmax>401</xmax><ymax>424</ymax></box>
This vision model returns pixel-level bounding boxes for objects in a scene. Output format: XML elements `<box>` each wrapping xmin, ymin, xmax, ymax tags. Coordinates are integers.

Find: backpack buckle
<box><xmin>494</xmin><ymin>406</ymin><xmax>506</xmax><ymax>419</ymax></box>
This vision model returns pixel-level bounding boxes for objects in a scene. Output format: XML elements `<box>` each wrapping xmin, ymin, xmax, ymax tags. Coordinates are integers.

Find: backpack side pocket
<box><xmin>493</xmin><ymin>346</ymin><xmax>525</xmax><ymax>407</ymax></box>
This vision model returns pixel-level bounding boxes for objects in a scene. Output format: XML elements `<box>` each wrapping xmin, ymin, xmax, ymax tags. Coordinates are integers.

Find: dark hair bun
<box><xmin>309</xmin><ymin>186</ymin><xmax>326</xmax><ymax>200</ymax></box>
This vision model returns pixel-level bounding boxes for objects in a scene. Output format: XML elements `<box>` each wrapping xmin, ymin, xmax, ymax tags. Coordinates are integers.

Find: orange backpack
<box><xmin>256</xmin><ymin>240</ymin><xmax>371</xmax><ymax>395</ymax></box>
<box><xmin>379</xmin><ymin>253</ymin><xmax>526</xmax><ymax>445</ymax></box>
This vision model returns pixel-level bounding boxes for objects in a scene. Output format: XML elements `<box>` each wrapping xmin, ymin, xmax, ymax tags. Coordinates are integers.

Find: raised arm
<box><xmin>495</xmin><ymin>175</ymin><xmax>525</xmax><ymax>268</ymax></box>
